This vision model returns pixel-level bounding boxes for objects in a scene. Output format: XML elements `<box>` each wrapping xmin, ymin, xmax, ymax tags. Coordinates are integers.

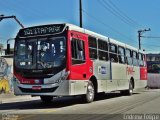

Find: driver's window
<box><xmin>71</xmin><ymin>38</ymin><xmax>85</xmax><ymax>65</ymax></box>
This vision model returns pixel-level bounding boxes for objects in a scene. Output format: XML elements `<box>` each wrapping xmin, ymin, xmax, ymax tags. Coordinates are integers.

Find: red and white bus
<box><xmin>13</xmin><ymin>23</ymin><xmax>147</xmax><ymax>103</ymax></box>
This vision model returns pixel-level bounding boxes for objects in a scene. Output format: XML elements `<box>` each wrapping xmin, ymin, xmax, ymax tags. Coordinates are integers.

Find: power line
<box><xmin>0</xmin><ymin>36</ymin><xmax>7</xmax><ymax>39</ymax></box>
<box><xmin>145</xmin><ymin>49</ymin><xmax>160</xmax><ymax>52</ymax></box>
<box><xmin>141</xmin><ymin>43</ymin><xmax>160</xmax><ymax>52</ymax></box>
<box><xmin>141</xmin><ymin>43</ymin><xmax>160</xmax><ymax>47</ymax></box>
<box><xmin>141</xmin><ymin>36</ymin><xmax>160</xmax><ymax>39</ymax></box>
<box><xmin>103</xmin><ymin>0</ymin><xmax>136</xmax><ymax>27</ymax></box>
<box><xmin>0</xmin><ymin>0</ymin><xmax>52</xmax><ymax>21</ymax></box>
<box><xmin>107</xmin><ymin>0</ymin><xmax>142</xmax><ymax>27</ymax></box>
<box><xmin>82</xmin><ymin>9</ymin><xmax>137</xmax><ymax>44</ymax></box>
<box><xmin>0</xmin><ymin>1</ymin><xmax>39</xmax><ymax>23</ymax></box>
<box><xmin>98</xmin><ymin>0</ymin><xmax>139</xmax><ymax>28</ymax></box>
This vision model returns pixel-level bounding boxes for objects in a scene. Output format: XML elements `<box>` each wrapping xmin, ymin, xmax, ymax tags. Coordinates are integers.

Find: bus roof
<box><xmin>17</xmin><ymin>23</ymin><xmax>144</xmax><ymax>54</ymax></box>
<box><xmin>67</xmin><ymin>23</ymin><xmax>143</xmax><ymax>53</ymax></box>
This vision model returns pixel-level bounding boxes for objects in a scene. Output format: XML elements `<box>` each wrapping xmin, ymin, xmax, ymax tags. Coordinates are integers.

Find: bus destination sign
<box><xmin>18</xmin><ymin>24</ymin><xmax>65</xmax><ymax>37</ymax></box>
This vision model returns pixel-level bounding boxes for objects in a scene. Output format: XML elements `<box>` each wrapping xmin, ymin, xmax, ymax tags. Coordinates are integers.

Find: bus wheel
<box><xmin>83</xmin><ymin>81</ymin><xmax>95</xmax><ymax>103</ymax></box>
<box><xmin>121</xmin><ymin>81</ymin><xmax>133</xmax><ymax>96</ymax></box>
<box><xmin>40</xmin><ymin>96</ymin><xmax>53</xmax><ymax>103</ymax></box>
<box><xmin>128</xmin><ymin>81</ymin><xmax>133</xmax><ymax>95</ymax></box>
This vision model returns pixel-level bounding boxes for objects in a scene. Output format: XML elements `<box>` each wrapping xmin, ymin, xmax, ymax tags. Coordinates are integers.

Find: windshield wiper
<box><xmin>37</xmin><ymin>61</ymin><xmax>53</xmax><ymax>69</ymax></box>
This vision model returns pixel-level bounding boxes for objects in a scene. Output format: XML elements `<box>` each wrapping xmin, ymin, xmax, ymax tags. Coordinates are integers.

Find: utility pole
<box><xmin>79</xmin><ymin>0</ymin><xmax>82</xmax><ymax>28</ymax></box>
<box><xmin>138</xmin><ymin>28</ymin><xmax>151</xmax><ymax>50</ymax></box>
<box><xmin>0</xmin><ymin>15</ymin><xmax>24</xmax><ymax>28</ymax></box>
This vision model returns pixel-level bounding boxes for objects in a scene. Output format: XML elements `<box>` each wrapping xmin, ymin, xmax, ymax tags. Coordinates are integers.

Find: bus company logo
<box><xmin>21</xmin><ymin>80</ymin><xmax>30</xmax><ymax>84</ymax></box>
<box><xmin>89</xmin><ymin>67</ymin><xmax>93</xmax><ymax>73</ymax></box>
<box><xmin>126</xmin><ymin>67</ymin><xmax>134</xmax><ymax>75</ymax></box>
<box><xmin>98</xmin><ymin>66</ymin><xmax>107</xmax><ymax>74</ymax></box>
<box><xmin>71</xmin><ymin>32</ymin><xmax>83</xmax><ymax>39</ymax></box>
<box><xmin>35</xmin><ymin>80</ymin><xmax>40</xmax><ymax>84</ymax></box>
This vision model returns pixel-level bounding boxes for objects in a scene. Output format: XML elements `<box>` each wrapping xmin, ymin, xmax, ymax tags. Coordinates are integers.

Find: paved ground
<box><xmin>0</xmin><ymin>88</ymin><xmax>160</xmax><ymax>120</ymax></box>
<box><xmin>0</xmin><ymin>93</ymin><xmax>37</xmax><ymax>103</ymax></box>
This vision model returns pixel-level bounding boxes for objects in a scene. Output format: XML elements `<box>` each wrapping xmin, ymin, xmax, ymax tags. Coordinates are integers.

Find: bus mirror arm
<box><xmin>6</xmin><ymin>38</ymin><xmax>15</xmax><ymax>55</ymax></box>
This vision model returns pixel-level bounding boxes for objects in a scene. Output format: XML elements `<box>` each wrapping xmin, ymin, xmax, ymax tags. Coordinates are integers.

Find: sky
<box><xmin>0</xmin><ymin>0</ymin><xmax>160</xmax><ymax>53</ymax></box>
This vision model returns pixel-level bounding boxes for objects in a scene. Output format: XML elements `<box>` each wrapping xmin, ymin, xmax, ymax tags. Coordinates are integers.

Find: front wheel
<box><xmin>83</xmin><ymin>81</ymin><xmax>95</xmax><ymax>103</ymax></box>
<box><xmin>40</xmin><ymin>96</ymin><xmax>53</xmax><ymax>103</ymax></box>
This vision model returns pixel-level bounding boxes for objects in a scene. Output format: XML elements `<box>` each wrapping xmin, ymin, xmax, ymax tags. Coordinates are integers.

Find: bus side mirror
<box><xmin>6</xmin><ymin>38</ymin><xmax>15</xmax><ymax>55</ymax></box>
<box><xmin>7</xmin><ymin>43</ymin><xmax>10</xmax><ymax>55</ymax></box>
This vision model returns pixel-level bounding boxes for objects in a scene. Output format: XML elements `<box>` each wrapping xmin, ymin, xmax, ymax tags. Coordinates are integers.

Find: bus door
<box><xmin>106</xmin><ymin>43</ymin><xmax>119</xmax><ymax>91</ymax></box>
<box><xmin>132</xmin><ymin>51</ymin><xmax>140</xmax><ymax>81</ymax></box>
<box><xmin>126</xmin><ymin>49</ymin><xmax>134</xmax><ymax>87</ymax></box>
<box><xmin>69</xmin><ymin>31</ymin><xmax>92</xmax><ymax>94</ymax></box>
<box><xmin>139</xmin><ymin>54</ymin><xmax>148</xmax><ymax>80</ymax></box>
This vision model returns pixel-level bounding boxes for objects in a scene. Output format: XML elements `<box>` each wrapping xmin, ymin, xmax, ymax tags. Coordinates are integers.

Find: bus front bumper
<box><xmin>13</xmin><ymin>79</ymin><xmax>88</xmax><ymax>96</ymax></box>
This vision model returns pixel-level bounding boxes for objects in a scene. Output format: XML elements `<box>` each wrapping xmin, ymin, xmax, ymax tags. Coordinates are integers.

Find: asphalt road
<box><xmin>0</xmin><ymin>88</ymin><xmax>160</xmax><ymax>120</ymax></box>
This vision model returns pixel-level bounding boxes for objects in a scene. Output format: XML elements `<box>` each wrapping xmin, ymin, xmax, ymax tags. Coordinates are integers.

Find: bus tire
<box><xmin>40</xmin><ymin>96</ymin><xmax>53</xmax><ymax>103</ymax></box>
<box><xmin>127</xmin><ymin>81</ymin><xmax>133</xmax><ymax>95</ymax></box>
<box><xmin>83</xmin><ymin>81</ymin><xmax>95</xmax><ymax>103</ymax></box>
<box><xmin>121</xmin><ymin>81</ymin><xmax>133</xmax><ymax>96</ymax></box>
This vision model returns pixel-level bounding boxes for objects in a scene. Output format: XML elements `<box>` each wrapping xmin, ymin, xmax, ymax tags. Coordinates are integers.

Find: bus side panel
<box><xmin>140</xmin><ymin>67</ymin><xmax>148</xmax><ymax>80</ymax></box>
<box><xmin>134</xmin><ymin>67</ymin><xmax>147</xmax><ymax>89</ymax></box>
<box><xmin>114</xmin><ymin>63</ymin><xmax>128</xmax><ymax>90</ymax></box>
<box><xmin>133</xmin><ymin>66</ymin><xmax>146</xmax><ymax>89</ymax></box>
<box><xmin>92</xmin><ymin>61</ymin><xmax>110</xmax><ymax>92</ymax></box>
<box><xmin>133</xmin><ymin>66</ymin><xmax>140</xmax><ymax>80</ymax></box>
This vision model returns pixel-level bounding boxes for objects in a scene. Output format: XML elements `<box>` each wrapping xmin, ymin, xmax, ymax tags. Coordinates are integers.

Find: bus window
<box><xmin>139</xmin><ymin>53</ymin><xmax>144</xmax><ymax>66</ymax></box>
<box><xmin>109</xmin><ymin>43</ymin><xmax>118</xmax><ymax>62</ymax></box>
<box><xmin>98</xmin><ymin>39</ymin><xmax>108</xmax><ymax>51</ymax></box>
<box><xmin>126</xmin><ymin>49</ymin><xmax>132</xmax><ymax>65</ymax></box>
<box><xmin>88</xmin><ymin>36</ymin><xmax>97</xmax><ymax>48</ymax></box>
<box><xmin>118</xmin><ymin>46</ymin><xmax>125</xmax><ymax>64</ymax></box>
<box><xmin>98</xmin><ymin>39</ymin><xmax>108</xmax><ymax>61</ymax></box>
<box><xmin>155</xmin><ymin>56</ymin><xmax>160</xmax><ymax>61</ymax></box>
<box><xmin>88</xmin><ymin>36</ymin><xmax>97</xmax><ymax>59</ymax></box>
<box><xmin>142</xmin><ymin>54</ymin><xmax>146</xmax><ymax>67</ymax></box>
<box><xmin>133</xmin><ymin>51</ymin><xmax>138</xmax><ymax>66</ymax></box>
<box><xmin>71</xmin><ymin>38</ymin><xmax>85</xmax><ymax>65</ymax></box>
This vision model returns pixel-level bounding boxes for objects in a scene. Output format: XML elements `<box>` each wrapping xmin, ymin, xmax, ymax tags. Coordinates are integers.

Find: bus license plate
<box><xmin>32</xmin><ymin>86</ymin><xmax>41</xmax><ymax>90</ymax></box>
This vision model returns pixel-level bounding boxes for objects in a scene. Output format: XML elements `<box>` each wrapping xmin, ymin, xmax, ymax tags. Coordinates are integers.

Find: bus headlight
<box><xmin>13</xmin><ymin>76</ymin><xmax>20</xmax><ymax>84</ymax></box>
<box><xmin>55</xmin><ymin>71</ymin><xmax>70</xmax><ymax>84</ymax></box>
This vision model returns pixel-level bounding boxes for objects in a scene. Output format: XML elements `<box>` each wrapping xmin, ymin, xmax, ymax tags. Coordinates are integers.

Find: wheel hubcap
<box><xmin>88</xmin><ymin>85</ymin><xmax>94</xmax><ymax>100</ymax></box>
<box><xmin>129</xmin><ymin>84</ymin><xmax>133</xmax><ymax>94</ymax></box>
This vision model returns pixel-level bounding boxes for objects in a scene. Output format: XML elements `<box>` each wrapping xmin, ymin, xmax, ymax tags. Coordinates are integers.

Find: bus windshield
<box><xmin>15</xmin><ymin>37</ymin><xmax>66</xmax><ymax>70</ymax></box>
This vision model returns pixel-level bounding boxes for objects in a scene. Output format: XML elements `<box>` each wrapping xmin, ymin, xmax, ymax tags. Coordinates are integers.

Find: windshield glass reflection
<box><xmin>15</xmin><ymin>37</ymin><xmax>66</xmax><ymax>69</ymax></box>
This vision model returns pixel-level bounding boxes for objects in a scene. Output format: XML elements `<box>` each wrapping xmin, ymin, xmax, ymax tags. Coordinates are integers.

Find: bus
<box><xmin>147</xmin><ymin>54</ymin><xmax>160</xmax><ymax>74</ymax></box>
<box><xmin>13</xmin><ymin>23</ymin><xmax>147</xmax><ymax>103</ymax></box>
<box><xmin>146</xmin><ymin>54</ymin><xmax>160</xmax><ymax>88</ymax></box>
